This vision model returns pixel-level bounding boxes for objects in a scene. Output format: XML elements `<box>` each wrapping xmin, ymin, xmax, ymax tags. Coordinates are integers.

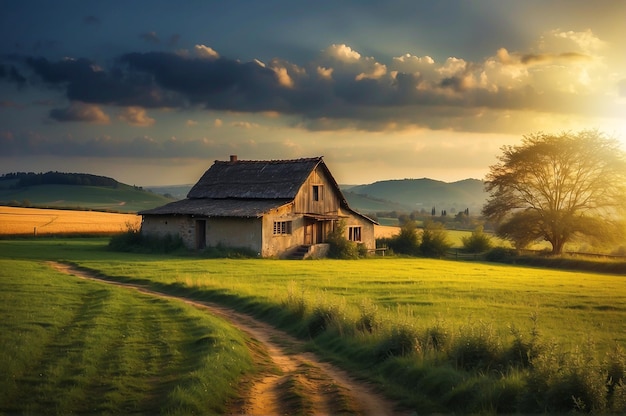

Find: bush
<box><xmin>420</xmin><ymin>221</ymin><xmax>452</xmax><ymax>258</ymax></box>
<box><xmin>108</xmin><ymin>230</ymin><xmax>184</xmax><ymax>253</ymax></box>
<box><xmin>485</xmin><ymin>247</ymin><xmax>517</xmax><ymax>262</ymax></box>
<box><xmin>327</xmin><ymin>220</ymin><xmax>359</xmax><ymax>259</ymax></box>
<box><xmin>387</xmin><ymin>220</ymin><xmax>420</xmax><ymax>256</ymax></box>
<box><xmin>461</xmin><ymin>225</ymin><xmax>492</xmax><ymax>253</ymax></box>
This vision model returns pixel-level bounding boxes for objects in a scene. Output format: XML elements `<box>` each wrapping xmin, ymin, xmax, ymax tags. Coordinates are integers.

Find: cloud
<box><xmin>7</xmin><ymin>29</ymin><xmax>623</xmax><ymax>135</ymax></box>
<box><xmin>194</xmin><ymin>44</ymin><xmax>219</xmax><ymax>59</ymax></box>
<box><xmin>24</xmin><ymin>56</ymin><xmax>184</xmax><ymax>108</ymax></box>
<box><xmin>49</xmin><ymin>102</ymin><xmax>110</xmax><ymax>123</ymax></box>
<box><xmin>140</xmin><ymin>31</ymin><xmax>160</xmax><ymax>44</ymax></box>
<box><xmin>0</xmin><ymin>130</ymin><xmax>223</xmax><ymax>158</ymax></box>
<box><xmin>0</xmin><ymin>64</ymin><xmax>27</xmax><ymax>87</ymax></box>
<box><xmin>118</xmin><ymin>107</ymin><xmax>155</xmax><ymax>126</ymax></box>
<box><xmin>619</xmin><ymin>79</ymin><xmax>626</xmax><ymax>97</ymax></box>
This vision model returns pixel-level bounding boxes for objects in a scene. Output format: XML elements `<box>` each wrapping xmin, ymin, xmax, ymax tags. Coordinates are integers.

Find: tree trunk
<box><xmin>551</xmin><ymin>238</ymin><xmax>564</xmax><ymax>255</ymax></box>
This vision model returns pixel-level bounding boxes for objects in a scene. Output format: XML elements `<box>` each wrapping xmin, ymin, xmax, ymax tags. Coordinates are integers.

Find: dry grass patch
<box><xmin>0</xmin><ymin>206</ymin><xmax>141</xmax><ymax>236</ymax></box>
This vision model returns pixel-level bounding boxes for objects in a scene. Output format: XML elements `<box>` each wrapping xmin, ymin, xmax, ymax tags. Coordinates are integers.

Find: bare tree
<box><xmin>483</xmin><ymin>131</ymin><xmax>626</xmax><ymax>254</ymax></box>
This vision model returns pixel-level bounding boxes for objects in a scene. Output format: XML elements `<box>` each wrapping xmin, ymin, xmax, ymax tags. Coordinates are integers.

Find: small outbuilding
<box><xmin>139</xmin><ymin>156</ymin><xmax>377</xmax><ymax>258</ymax></box>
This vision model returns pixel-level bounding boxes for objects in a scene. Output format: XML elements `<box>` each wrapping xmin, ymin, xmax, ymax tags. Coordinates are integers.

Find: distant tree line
<box><xmin>1</xmin><ymin>172</ymin><xmax>120</xmax><ymax>188</ymax></box>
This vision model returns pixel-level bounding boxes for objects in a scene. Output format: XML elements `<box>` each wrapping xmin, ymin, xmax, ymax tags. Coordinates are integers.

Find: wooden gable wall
<box><xmin>292</xmin><ymin>165</ymin><xmax>340</xmax><ymax>215</ymax></box>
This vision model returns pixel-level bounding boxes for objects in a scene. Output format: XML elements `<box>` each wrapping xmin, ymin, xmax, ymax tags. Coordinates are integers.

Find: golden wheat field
<box><xmin>0</xmin><ymin>207</ymin><xmax>141</xmax><ymax>236</ymax></box>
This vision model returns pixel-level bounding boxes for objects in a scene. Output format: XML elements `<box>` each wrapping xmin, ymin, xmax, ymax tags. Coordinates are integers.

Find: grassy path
<box><xmin>0</xmin><ymin>260</ymin><xmax>255</xmax><ymax>414</ymax></box>
<box><xmin>49</xmin><ymin>261</ymin><xmax>408</xmax><ymax>416</ymax></box>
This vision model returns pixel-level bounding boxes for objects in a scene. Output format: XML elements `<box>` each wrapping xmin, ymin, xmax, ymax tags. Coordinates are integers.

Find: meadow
<box><xmin>0</xmin><ymin>255</ymin><xmax>259</xmax><ymax>415</ymax></box>
<box><xmin>2</xmin><ymin>237</ymin><xmax>626</xmax><ymax>413</ymax></box>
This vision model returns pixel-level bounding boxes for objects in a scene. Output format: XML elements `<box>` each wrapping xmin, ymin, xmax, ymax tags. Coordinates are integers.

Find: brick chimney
<box><xmin>230</xmin><ymin>155</ymin><xmax>238</xmax><ymax>163</ymax></box>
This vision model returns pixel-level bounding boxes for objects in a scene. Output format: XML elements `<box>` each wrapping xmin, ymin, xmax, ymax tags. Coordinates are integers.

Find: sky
<box><xmin>1</xmin><ymin>1</ymin><xmax>625</xmax><ymax>186</ymax></box>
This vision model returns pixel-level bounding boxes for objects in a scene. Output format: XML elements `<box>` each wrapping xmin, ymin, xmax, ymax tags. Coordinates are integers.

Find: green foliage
<box><xmin>109</xmin><ymin>230</ymin><xmax>185</xmax><ymax>253</ymax></box>
<box><xmin>326</xmin><ymin>220</ymin><xmax>360</xmax><ymax>259</ymax></box>
<box><xmin>461</xmin><ymin>225</ymin><xmax>492</xmax><ymax>253</ymax></box>
<box><xmin>386</xmin><ymin>220</ymin><xmax>420</xmax><ymax>256</ymax></box>
<box><xmin>420</xmin><ymin>221</ymin><xmax>452</xmax><ymax>258</ymax></box>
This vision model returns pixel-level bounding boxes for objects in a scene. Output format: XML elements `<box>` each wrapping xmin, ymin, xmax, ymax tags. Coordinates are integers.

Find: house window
<box><xmin>273</xmin><ymin>221</ymin><xmax>292</xmax><ymax>235</ymax></box>
<box><xmin>312</xmin><ymin>185</ymin><xmax>324</xmax><ymax>201</ymax></box>
<box><xmin>348</xmin><ymin>226</ymin><xmax>362</xmax><ymax>242</ymax></box>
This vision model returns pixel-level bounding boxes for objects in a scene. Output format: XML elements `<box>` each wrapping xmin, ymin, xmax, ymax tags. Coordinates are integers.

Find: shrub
<box><xmin>461</xmin><ymin>225</ymin><xmax>492</xmax><ymax>253</ymax></box>
<box><xmin>420</xmin><ymin>221</ymin><xmax>452</xmax><ymax>258</ymax></box>
<box><xmin>326</xmin><ymin>220</ymin><xmax>359</xmax><ymax>259</ymax></box>
<box><xmin>387</xmin><ymin>220</ymin><xmax>420</xmax><ymax>256</ymax></box>
<box><xmin>108</xmin><ymin>230</ymin><xmax>184</xmax><ymax>253</ymax></box>
<box><xmin>485</xmin><ymin>247</ymin><xmax>517</xmax><ymax>262</ymax></box>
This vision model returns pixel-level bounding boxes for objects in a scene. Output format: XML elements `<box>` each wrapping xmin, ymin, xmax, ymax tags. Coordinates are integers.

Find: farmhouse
<box><xmin>139</xmin><ymin>156</ymin><xmax>377</xmax><ymax>258</ymax></box>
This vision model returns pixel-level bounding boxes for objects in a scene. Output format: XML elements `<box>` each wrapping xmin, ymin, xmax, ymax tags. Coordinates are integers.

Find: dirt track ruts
<box><xmin>47</xmin><ymin>261</ymin><xmax>408</xmax><ymax>416</ymax></box>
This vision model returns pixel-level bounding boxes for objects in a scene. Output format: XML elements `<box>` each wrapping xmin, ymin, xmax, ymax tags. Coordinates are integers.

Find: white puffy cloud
<box><xmin>194</xmin><ymin>44</ymin><xmax>220</xmax><ymax>59</ymax></box>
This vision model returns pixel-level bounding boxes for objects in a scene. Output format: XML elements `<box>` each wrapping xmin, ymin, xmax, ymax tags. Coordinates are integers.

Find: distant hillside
<box><xmin>0</xmin><ymin>172</ymin><xmax>175</xmax><ymax>213</ymax></box>
<box><xmin>348</xmin><ymin>178</ymin><xmax>487</xmax><ymax>215</ymax></box>
<box><xmin>146</xmin><ymin>179</ymin><xmax>488</xmax><ymax>215</ymax></box>
<box><xmin>145</xmin><ymin>184</ymin><xmax>194</xmax><ymax>200</ymax></box>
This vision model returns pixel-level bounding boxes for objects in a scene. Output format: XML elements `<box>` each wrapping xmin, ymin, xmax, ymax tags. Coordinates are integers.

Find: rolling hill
<box><xmin>0</xmin><ymin>172</ymin><xmax>175</xmax><ymax>213</ymax></box>
<box><xmin>0</xmin><ymin>172</ymin><xmax>488</xmax><ymax>215</ymax></box>
<box><xmin>346</xmin><ymin>178</ymin><xmax>487</xmax><ymax>215</ymax></box>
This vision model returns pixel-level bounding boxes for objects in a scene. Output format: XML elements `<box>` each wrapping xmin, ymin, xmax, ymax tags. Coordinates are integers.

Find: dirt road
<box><xmin>48</xmin><ymin>262</ymin><xmax>408</xmax><ymax>416</ymax></box>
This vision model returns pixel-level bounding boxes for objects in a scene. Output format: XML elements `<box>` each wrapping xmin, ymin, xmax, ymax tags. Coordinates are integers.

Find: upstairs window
<box><xmin>273</xmin><ymin>221</ymin><xmax>292</xmax><ymax>235</ymax></box>
<box><xmin>312</xmin><ymin>185</ymin><xmax>324</xmax><ymax>201</ymax></box>
<box><xmin>348</xmin><ymin>226</ymin><xmax>362</xmax><ymax>242</ymax></box>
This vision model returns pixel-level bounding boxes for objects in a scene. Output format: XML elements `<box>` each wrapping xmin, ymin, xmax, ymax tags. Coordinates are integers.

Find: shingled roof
<box><xmin>186</xmin><ymin>157</ymin><xmax>324</xmax><ymax>199</ymax></box>
<box><xmin>140</xmin><ymin>156</ymin><xmax>356</xmax><ymax>218</ymax></box>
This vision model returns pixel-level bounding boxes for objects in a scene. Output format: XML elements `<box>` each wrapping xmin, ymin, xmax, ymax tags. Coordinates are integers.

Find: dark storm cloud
<box><xmin>23</xmin><ymin>56</ymin><xmax>183</xmax><ymax>108</ymax></box>
<box><xmin>120</xmin><ymin>52</ymin><xmax>286</xmax><ymax>111</ymax></box>
<box><xmin>139</xmin><ymin>32</ymin><xmax>160</xmax><ymax>44</ymax></box>
<box><xmin>3</xmin><ymin>38</ymin><xmax>614</xmax><ymax>131</ymax></box>
<box><xmin>0</xmin><ymin>64</ymin><xmax>26</xmax><ymax>87</ymax></box>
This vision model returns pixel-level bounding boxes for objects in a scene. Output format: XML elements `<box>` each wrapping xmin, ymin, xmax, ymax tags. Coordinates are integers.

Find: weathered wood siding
<box><xmin>292</xmin><ymin>166</ymin><xmax>340</xmax><ymax>215</ymax></box>
<box><xmin>338</xmin><ymin>207</ymin><xmax>376</xmax><ymax>251</ymax></box>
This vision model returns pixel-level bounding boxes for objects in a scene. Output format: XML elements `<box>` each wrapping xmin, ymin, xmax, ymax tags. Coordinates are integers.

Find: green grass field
<box><xmin>0</xmin><ymin>254</ymin><xmax>258</xmax><ymax>414</ymax></box>
<box><xmin>0</xmin><ymin>184</ymin><xmax>172</xmax><ymax>213</ymax></box>
<box><xmin>2</xmin><ymin>238</ymin><xmax>626</xmax><ymax>413</ymax></box>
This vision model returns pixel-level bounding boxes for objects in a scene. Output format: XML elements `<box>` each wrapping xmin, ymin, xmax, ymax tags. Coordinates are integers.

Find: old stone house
<box><xmin>139</xmin><ymin>156</ymin><xmax>377</xmax><ymax>258</ymax></box>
